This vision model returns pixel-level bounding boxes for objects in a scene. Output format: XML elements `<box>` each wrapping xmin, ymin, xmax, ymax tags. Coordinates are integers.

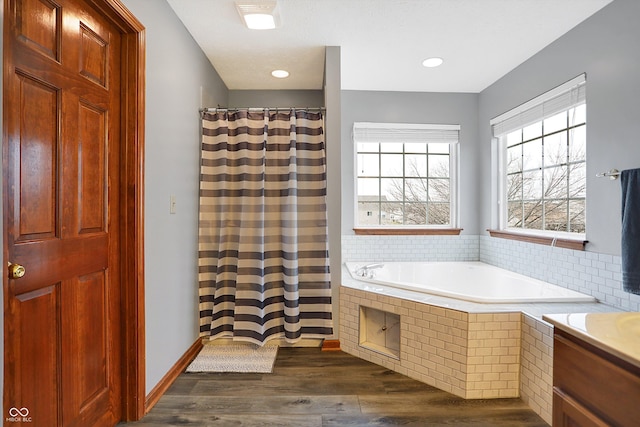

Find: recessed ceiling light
<box><xmin>236</xmin><ymin>0</ymin><xmax>281</xmax><ymax>30</ymax></box>
<box><xmin>271</xmin><ymin>69</ymin><xmax>289</xmax><ymax>78</ymax></box>
<box><xmin>422</xmin><ymin>57</ymin><xmax>444</xmax><ymax>68</ymax></box>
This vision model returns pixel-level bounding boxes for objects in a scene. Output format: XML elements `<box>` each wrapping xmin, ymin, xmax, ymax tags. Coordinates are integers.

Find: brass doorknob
<box><xmin>8</xmin><ymin>262</ymin><xmax>26</xmax><ymax>279</ymax></box>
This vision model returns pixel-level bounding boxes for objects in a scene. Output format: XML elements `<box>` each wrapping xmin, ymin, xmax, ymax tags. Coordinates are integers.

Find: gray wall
<box><xmin>120</xmin><ymin>0</ymin><xmax>228</xmax><ymax>394</ymax></box>
<box><xmin>228</xmin><ymin>90</ymin><xmax>324</xmax><ymax>108</ymax></box>
<box><xmin>341</xmin><ymin>91</ymin><xmax>480</xmax><ymax>235</ymax></box>
<box><xmin>478</xmin><ymin>0</ymin><xmax>640</xmax><ymax>256</ymax></box>
<box><xmin>324</xmin><ymin>46</ymin><xmax>342</xmax><ymax>339</ymax></box>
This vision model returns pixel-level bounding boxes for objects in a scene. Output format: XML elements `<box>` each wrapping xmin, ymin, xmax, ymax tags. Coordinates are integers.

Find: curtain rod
<box><xmin>200</xmin><ymin>107</ymin><xmax>326</xmax><ymax>113</ymax></box>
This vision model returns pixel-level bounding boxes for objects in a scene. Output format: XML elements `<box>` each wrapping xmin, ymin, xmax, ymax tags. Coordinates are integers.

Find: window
<box><xmin>491</xmin><ymin>74</ymin><xmax>586</xmax><ymax>238</ymax></box>
<box><xmin>353</xmin><ymin>122</ymin><xmax>459</xmax><ymax>229</ymax></box>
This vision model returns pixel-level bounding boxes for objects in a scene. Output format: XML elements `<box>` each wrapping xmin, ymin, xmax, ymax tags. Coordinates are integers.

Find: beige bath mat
<box><xmin>186</xmin><ymin>342</ymin><xmax>278</xmax><ymax>373</ymax></box>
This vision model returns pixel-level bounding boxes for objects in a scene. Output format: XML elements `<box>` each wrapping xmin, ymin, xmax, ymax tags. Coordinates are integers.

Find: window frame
<box><xmin>352</xmin><ymin>122</ymin><xmax>460</xmax><ymax>233</ymax></box>
<box><xmin>490</xmin><ymin>74</ymin><xmax>587</xmax><ymax>245</ymax></box>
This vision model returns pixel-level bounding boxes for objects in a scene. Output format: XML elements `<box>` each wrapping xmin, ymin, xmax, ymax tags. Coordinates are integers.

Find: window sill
<box><xmin>354</xmin><ymin>228</ymin><xmax>463</xmax><ymax>236</ymax></box>
<box><xmin>486</xmin><ymin>229</ymin><xmax>587</xmax><ymax>251</ymax></box>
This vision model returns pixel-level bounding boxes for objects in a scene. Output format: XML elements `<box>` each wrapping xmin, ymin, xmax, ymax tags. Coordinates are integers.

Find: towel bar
<box><xmin>596</xmin><ymin>168</ymin><xmax>620</xmax><ymax>180</ymax></box>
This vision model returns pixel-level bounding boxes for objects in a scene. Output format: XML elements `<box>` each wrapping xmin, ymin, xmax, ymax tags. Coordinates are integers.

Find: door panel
<box><xmin>79</xmin><ymin>23</ymin><xmax>108</xmax><ymax>87</ymax></box>
<box><xmin>76</xmin><ymin>272</ymin><xmax>108</xmax><ymax>404</ymax></box>
<box><xmin>77</xmin><ymin>100</ymin><xmax>107</xmax><ymax>234</ymax></box>
<box><xmin>16</xmin><ymin>0</ymin><xmax>61</xmax><ymax>61</ymax></box>
<box><xmin>14</xmin><ymin>285</ymin><xmax>60</xmax><ymax>427</ymax></box>
<box><xmin>14</xmin><ymin>72</ymin><xmax>59</xmax><ymax>242</ymax></box>
<box><xmin>61</xmin><ymin>271</ymin><xmax>111</xmax><ymax>426</ymax></box>
<box><xmin>4</xmin><ymin>0</ymin><xmax>122</xmax><ymax>425</ymax></box>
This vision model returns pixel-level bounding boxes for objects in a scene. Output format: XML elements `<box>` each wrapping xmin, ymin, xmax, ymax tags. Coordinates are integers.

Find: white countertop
<box><xmin>543</xmin><ymin>312</ymin><xmax>640</xmax><ymax>369</ymax></box>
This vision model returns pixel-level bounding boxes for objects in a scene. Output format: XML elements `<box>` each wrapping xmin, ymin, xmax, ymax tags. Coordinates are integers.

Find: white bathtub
<box><xmin>345</xmin><ymin>261</ymin><xmax>597</xmax><ymax>304</ymax></box>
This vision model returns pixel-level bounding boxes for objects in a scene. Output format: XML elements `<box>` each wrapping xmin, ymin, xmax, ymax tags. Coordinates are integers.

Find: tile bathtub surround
<box><xmin>466</xmin><ymin>312</ymin><xmax>522</xmax><ymax>399</ymax></box>
<box><xmin>520</xmin><ymin>314</ymin><xmax>554</xmax><ymax>426</ymax></box>
<box><xmin>340</xmin><ymin>285</ymin><xmax>557</xmax><ymax>424</ymax></box>
<box><xmin>340</xmin><ymin>286</ymin><xmax>522</xmax><ymax>400</ymax></box>
<box><xmin>341</xmin><ymin>234</ymin><xmax>479</xmax><ymax>262</ymax></box>
<box><xmin>339</xmin><ymin>235</ymin><xmax>631</xmax><ymax>425</ymax></box>
<box><xmin>342</xmin><ymin>234</ymin><xmax>639</xmax><ymax>312</ymax></box>
<box><xmin>480</xmin><ymin>235</ymin><xmax>640</xmax><ymax>312</ymax></box>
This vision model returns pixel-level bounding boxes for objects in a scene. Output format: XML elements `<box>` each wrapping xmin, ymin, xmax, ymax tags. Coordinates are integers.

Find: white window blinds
<box><xmin>490</xmin><ymin>74</ymin><xmax>586</xmax><ymax>138</ymax></box>
<box><xmin>353</xmin><ymin>122</ymin><xmax>460</xmax><ymax>144</ymax></box>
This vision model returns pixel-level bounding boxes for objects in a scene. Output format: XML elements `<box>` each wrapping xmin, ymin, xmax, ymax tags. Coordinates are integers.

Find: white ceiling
<box><xmin>166</xmin><ymin>0</ymin><xmax>613</xmax><ymax>93</ymax></box>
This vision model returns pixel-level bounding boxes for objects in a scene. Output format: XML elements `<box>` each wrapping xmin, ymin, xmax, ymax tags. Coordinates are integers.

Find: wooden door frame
<box><xmin>2</xmin><ymin>0</ymin><xmax>146</xmax><ymax>421</ymax></box>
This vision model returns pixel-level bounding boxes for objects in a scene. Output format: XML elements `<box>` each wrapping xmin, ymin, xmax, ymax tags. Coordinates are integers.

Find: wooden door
<box><xmin>3</xmin><ymin>0</ymin><xmax>125</xmax><ymax>425</ymax></box>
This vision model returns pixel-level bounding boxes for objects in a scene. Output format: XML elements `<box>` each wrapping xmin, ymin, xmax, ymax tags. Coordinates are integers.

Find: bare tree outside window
<box><xmin>356</xmin><ymin>142</ymin><xmax>452</xmax><ymax>226</ymax></box>
<box><xmin>382</xmin><ymin>158</ymin><xmax>450</xmax><ymax>225</ymax></box>
<box><xmin>505</xmin><ymin>106</ymin><xmax>586</xmax><ymax>234</ymax></box>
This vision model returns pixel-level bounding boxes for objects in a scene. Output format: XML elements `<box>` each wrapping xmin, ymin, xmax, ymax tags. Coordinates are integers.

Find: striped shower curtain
<box><xmin>198</xmin><ymin>109</ymin><xmax>333</xmax><ymax>345</ymax></box>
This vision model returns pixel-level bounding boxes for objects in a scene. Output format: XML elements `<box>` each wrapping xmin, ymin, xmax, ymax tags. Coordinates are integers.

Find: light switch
<box><xmin>170</xmin><ymin>195</ymin><xmax>176</xmax><ymax>214</ymax></box>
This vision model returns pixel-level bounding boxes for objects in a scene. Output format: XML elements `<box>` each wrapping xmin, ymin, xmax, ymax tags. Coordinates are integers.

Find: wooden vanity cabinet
<box><xmin>552</xmin><ymin>329</ymin><xmax>640</xmax><ymax>427</ymax></box>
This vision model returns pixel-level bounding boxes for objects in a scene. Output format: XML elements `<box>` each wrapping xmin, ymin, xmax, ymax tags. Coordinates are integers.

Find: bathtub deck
<box><xmin>340</xmin><ymin>267</ymin><xmax>622</xmax><ymax>424</ymax></box>
<box><xmin>342</xmin><ymin>266</ymin><xmax>619</xmax><ymax>319</ymax></box>
<box><xmin>119</xmin><ymin>348</ymin><xmax>547</xmax><ymax>427</ymax></box>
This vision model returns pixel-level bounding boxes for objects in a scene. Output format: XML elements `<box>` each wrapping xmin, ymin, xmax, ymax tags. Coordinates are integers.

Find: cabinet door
<box><xmin>553</xmin><ymin>388</ymin><xmax>609</xmax><ymax>427</ymax></box>
<box><xmin>553</xmin><ymin>333</ymin><xmax>640</xmax><ymax>426</ymax></box>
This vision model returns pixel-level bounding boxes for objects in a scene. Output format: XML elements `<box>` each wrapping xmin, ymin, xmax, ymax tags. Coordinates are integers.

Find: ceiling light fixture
<box><xmin>422</xmin><ymin>57</ymin><xmax>444</xmax><ymax>68</ymax></box>
<box><xmin>235</xmin><ymin>0</ymin><xmax>281</xmax><ymax>30</ymax></box>
<box><xmin>271</xmin><ymin>69</ymin><xmax>289</xmax><ymax>78</ymax></box>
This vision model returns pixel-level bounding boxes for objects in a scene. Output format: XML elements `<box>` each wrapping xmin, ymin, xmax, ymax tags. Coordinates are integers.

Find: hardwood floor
<box><xmin>120</xmin><ymin>347</ymin><xmax>548</xmax><ymax>427</ymax></box>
